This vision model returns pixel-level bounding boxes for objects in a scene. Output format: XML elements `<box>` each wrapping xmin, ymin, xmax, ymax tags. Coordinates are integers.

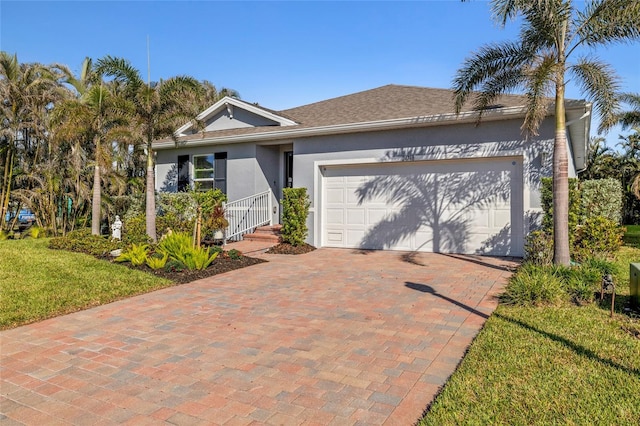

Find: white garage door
<box><xmin>321</xmin><ymin>158</ymin><xmax>523</xmax><ymax>256</ymax></box>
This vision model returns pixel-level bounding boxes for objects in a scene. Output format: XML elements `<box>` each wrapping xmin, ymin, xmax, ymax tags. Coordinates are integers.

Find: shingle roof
<box><xmin>165</xmin><ymin>84</ymin><xmax>544</xmax><ymax>143</ymax></box>
<box><xmin>279</xmin><ymin>84</ymin><xmax>528</xmax><ymax>127</ymax></box>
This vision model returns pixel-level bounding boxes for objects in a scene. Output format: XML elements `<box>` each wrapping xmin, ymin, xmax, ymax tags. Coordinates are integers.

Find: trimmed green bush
<box><xmin>524</xmin><ymin>230</ymin><xmax>553</xmax><ymax>266</ymax></box>
<box><xmin>572</xmin><ymin>216</ymin><xmax>624</xmax><ymax>262</ymax></box>
<box><xmin>123</xmin><ymin>215</ymin><xmax>150</xmax><ymax>245</ymax></box>
<box><xmin>580</xmin><ymin>178</ymin><xmax>623</xmax><ymax>224</ymax></box>
<box><xmin>541</xmin><ymin>177</ymin><xmax>580</xmax><ymax>237</ymax></box>
<box><xmin>281</xmin><ymin>187</ymin><xmax>311</xmax><ymax>246</ymax></box>
<box><xmin>49</xmin><ymin>228</ymin><xmax>123</xmax><ymax>256</ymax></box>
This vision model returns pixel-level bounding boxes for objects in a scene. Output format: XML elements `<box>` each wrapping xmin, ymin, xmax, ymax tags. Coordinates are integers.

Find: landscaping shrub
<box><xmin>281</xmin><ymin>187</ymin><xmax>311</xmax><ymax>246</ymax></box>
<box><xmin>28</xmin><ymin>226</ymin><xmax>46</xmax><ymax>239</ymax></box>
<box><xmin>227</xmin><ymin>248</ymin><xmax>242</xmax><ymax>259</ymax></box>
<box><xmin>572</xmin><ymin>216</ymin><xmax>624</xmax><ymax>262</ymax></box>
<box><xmin>146</xmin><ymin>252</ymin><xmax>169</xmax><ymax>270</ymax></box>
<box><xmin>157</xmin><ymin>232</ymin><xmax>193</xmax><ymax>260</ymax></box>
<box><xmin>524</xmin><ymin>230</ymin><xmax>553</xmax><ymax>266</ymax></box>
<box><xmin>157</xmin><ymin>192</ymin><xmax>197</xmax><ymax>220</ymax></box>
<box><xmin>580</xmin><ymin>178</ymin><xmax>623</xmax><ymax>224</ymax></box>
<box><xmin>173</xmin><ymin>246</ymin><xmax>219</xmax><ymax>270</ymax></box>
<box><xmin>49</xmin><ymin>228</ymin><xmax>122</xmax><ymax>256</ymax></box>
<box><xmin>123</xmin><ymin>215</ymin><xmax>150</xmax><ymax>245</ymax></box>
<box><xmin>541</xmin><ymin>177</ymin><xmax>580</xmax><ymax>236</ymax></box>
<box><xmin>164</xmin><ymin>259</ymin><xmax>186</xmax><ymax>272</ymax></box>
<box><xmin>502</xmin><ymin>264</ymin><xmax>566</xmax><ymax>306</ymax></box>
<box><xmin>156</xmin><ymin>213</ymin><xmax>194</xmax><ymax>237</ymax></box>
<box><xmin>115</xmin><ymin>244</ymin><xmax>150</xmax><ymax>266</ymax></box>
<box><xmin>551</xmin><ymin>264</ymin><xmax>600</xmax><ymax>304</ymax></box>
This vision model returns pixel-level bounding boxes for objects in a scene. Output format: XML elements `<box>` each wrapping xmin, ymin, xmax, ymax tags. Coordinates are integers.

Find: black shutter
<box><xmin>177</xmin><ymin>155</ymin><xmax>189</xmax><ymax>192</ymax></box>
<box><xmin>214</xmin><ymin>152</ymin><xmax>227</xmax><ymax>194</ymax></box>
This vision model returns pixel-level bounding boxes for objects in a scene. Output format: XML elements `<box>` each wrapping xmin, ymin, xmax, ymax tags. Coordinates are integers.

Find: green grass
<box><xmin>623</xmin><ymin>225</ymin><xmax>640</xmax><ymax>247</ymax></box>
<box><xmin>420</xmin><ymin>247</ymin><xmax>640</xmax><ymax>425</ymax></box>
<box><xmin>0</xmin><ymin>238</ymin><xmax>172</xmax><ymax>329</ymax></box>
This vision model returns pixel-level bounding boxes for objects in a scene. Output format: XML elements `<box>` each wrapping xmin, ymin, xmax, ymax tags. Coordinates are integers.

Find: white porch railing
<box><xmin>223</xmin><ymin>190</ymin><xmax>273</xmax><ymax>242</ymax></box>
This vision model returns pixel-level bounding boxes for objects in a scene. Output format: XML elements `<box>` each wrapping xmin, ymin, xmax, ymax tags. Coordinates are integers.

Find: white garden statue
<box><xmin>111</xmin><ymin>215</ymin><xmax>122</xmax><ymax>240</ymax></box>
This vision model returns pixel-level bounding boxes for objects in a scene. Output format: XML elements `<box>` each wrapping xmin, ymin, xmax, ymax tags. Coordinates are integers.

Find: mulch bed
<box><xmin>108</xmin><ymin>255</ymin><xmax>266</xmax><ymax>285</ymax></box>
<box><xmin>266</xmin><ymin>242</ymin><xmax>316</xmax><ymax>255</ymax></box>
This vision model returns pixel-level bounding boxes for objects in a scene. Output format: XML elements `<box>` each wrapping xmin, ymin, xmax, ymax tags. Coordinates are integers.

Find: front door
<box><xmin>284</xmin><ymin>151</ymin><xmax>293</xmax><ymax>188</ymax></box>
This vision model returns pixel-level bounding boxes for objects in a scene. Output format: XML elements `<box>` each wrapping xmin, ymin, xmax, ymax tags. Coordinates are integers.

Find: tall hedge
<box><xmin>580</xmin><ymin>178</ymin><xmax>622</xmax><ymax>224</ymax></box>
<box><xmin>281</xmin><ymin>187</ymin><xmax>311</xmax><ymax>246</ymax></box>
<box><xmin>541</xmin><ymin>177</ymin><xmax>581</xmax><ymax>235</ymax></box>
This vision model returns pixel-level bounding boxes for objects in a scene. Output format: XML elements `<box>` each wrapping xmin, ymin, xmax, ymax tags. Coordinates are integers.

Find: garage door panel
<box><xmin>325</xmin><ymin>209</ymin><xmax>344</xmax><ymax>225</ymax></box>
<box><xmin>346</xmin><ymin>209</ymin><xmax>365</xmax><ymax>225</ymax></box>
<box><xmin>322</xmin><ymin>158</ymin><xmax>523</xmax><ymax>256</ymax></box>
<box><xmin>346</xmin><ymin>230</ymin><xmax>366</xmax><ymax>246</ymax></box>
<box><xmin>326</xmin><ymin>231</ymin><xmax>344</xmax><ymax>243</ymax></box>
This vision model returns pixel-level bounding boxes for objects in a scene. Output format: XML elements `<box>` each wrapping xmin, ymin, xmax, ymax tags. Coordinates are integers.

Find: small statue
<box><xmin>111</xmin><ymin>215</ymin><xmax>122</xmax><ymax>240</ymax></box>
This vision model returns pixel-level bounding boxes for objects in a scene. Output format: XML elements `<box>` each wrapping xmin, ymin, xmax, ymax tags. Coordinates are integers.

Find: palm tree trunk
<box><xmin>145</xmin><ymin>144</ymin><xmax>157</xmax><ymax>242</ymax></box>
<box><xmin>553</xmin><ymin>80</ymin><xmax>571</xmax><ymax>266</ymax></box>
<box><xmin>0</xmin><ymin>148</ymin><xmax>14</xmax><ymax>230</ymax></box>
<box><xmin>91</xmin><ymin>135</ymin><xmax>101</xmax><ymax>236</ymax></box>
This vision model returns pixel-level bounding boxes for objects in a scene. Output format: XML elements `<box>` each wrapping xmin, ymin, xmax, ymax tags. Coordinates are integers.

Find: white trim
<box><xmin>174</xmin><ymin>96</ymin><xmax>297</xmax><ymax>136</ymax></box>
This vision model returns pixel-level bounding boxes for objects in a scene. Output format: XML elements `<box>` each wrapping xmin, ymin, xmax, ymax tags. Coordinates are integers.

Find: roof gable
<box><xmin>175</xmin><ymin>96</ymin><xmax>297</xmax><ymax>136</ymax></box>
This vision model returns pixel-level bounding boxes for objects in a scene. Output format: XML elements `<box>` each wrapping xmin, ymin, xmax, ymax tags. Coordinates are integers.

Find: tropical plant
<box><xmin>173</xmin><ymin>246</ymin><xmax>218</xmax><ymax>270</ymax></box>
<box><xmin>0</xmin><ymin>52</ymin><xmax>62</xmax><ymax>231</ymax></box>
<box><xmin>95</xmin><ymin>57</ymin><xmax>204</xmax><ymax>242</ymax></box>
<box><xmin>115</xmin><ymin>243</ymin><xmax>149</xmax><ymax>266</ymax></box>
<box><xmin>453</xmin><ymin>0</ymin><xmax>640</xmax><ymax>265</ymax></box>
<box><xmin>51</xmin><ymin>57</ymin><xmax>131</xmax><ymax>236</ymax></box>
<box><xmin>157</xmin><ymin>231</ymin><xmax>193</xmax><ymax>260</ymax></box>
<box><xmin>146</xmin><ymin>252</ymin><xmax>169</xmax><ymax>270</ymax></box>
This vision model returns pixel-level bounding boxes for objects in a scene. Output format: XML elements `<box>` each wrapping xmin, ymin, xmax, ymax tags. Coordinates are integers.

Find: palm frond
<box><xmin>614</xmin><ymin>92</ymin><xmax>640</xmax><ymax>129</ymax></box>
<box><xmin>570</xmin><ymin>56</ymin><xmax>621</xmax><ymax>132</ymax></box>
<box><xmin>521</xmin><ymin>53</ymin><xmax>556</xmax><ymax>135</ymax></box>
<box><xmin>452</xmin><ymin>41</ymin><xmax>532</xmax><ymax>113</ymax></box>
<box><xmin>576</xmin><ymin>0</ymin><xmax>640</xmax><ymax>47</ymax></box>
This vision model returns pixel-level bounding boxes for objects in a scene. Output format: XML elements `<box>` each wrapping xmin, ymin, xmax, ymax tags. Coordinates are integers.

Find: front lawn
<box><xmin>420</xmin><ymin>247</ymin><xmax>640</xmax><ymax>425</ymax></box>
<box><xmin>0</xmin><ymin>238</ymin><xmax>172</xmax><ymax>329</ymax></box>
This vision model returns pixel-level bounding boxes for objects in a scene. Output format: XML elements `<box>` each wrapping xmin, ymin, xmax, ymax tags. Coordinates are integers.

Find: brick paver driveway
<box><xmin>1</xmin><ymin>249</ymin><xmax>517</xmax><ymax>425</ymax></box>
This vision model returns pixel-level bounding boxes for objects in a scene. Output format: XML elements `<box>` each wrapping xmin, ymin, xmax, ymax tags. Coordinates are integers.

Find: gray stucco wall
<box><xmin>155</xmin><ymin>115</ymin><xmax>574</xmax><ymax>254</ymax></box>
<box><xmin>156</xmin><ymin>143</ymin><xmax>259</xmax><ymax>202</ymax></box>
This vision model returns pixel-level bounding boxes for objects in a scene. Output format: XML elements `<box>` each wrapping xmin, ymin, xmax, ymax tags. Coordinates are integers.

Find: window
<box><xmin>193</xmin><ymin>152</ymin><xmax>227</xmax><ymax>193</ymax></box>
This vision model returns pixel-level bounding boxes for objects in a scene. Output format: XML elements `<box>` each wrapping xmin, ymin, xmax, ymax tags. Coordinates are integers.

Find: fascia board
<box><xmin>154</xmin><ymin>106</ymin><xmax>529</xmax><ymax>150</ymax></box>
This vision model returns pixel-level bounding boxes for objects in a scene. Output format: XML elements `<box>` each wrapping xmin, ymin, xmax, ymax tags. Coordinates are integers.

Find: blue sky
<box><xmin>1</xmin><ymin>1</ymin><xmax>639</xmax><ymax>145</ymax></box>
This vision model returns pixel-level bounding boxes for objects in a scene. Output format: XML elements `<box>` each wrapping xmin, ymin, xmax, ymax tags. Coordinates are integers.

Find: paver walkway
<box><xmin>1</xmin><ymin>249</ymin><xmax>517</xmax><ymax>425</ymax></box>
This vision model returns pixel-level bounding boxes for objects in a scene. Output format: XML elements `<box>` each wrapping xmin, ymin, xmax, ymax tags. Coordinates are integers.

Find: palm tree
<box><xmin>0</xmin><ymin>52</ymin><xmax>60</xmax><ymax>230</ymax></box>
<box><xmin>453</xmin><ymin>0</ymin><xmax>640</xmax><ymax>265</ymax></box>
<box><xmin>52</xmin><ymin>58</ymin><xmax>129</xmax><ymax>235</ymax></box>
<box><xmin>96</xmin><ymin>56</ymin><xmax>203</xmax><ymax>242</ymax></box>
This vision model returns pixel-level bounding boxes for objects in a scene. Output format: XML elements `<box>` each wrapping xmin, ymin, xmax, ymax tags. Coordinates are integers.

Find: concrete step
<box><xmin>254</xmin><ymin>225</ymin><xmax>282</xmax><ymax>235</ymax></box>
<box><xmin>242</xmin><ymin>224</ymin><xmax>282</xmax><ymax>243</ymax></box>
<box><xmin>243</xmin><ymin>232</ymin><xmax>281</xmax><ymax>243</ymax></box>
